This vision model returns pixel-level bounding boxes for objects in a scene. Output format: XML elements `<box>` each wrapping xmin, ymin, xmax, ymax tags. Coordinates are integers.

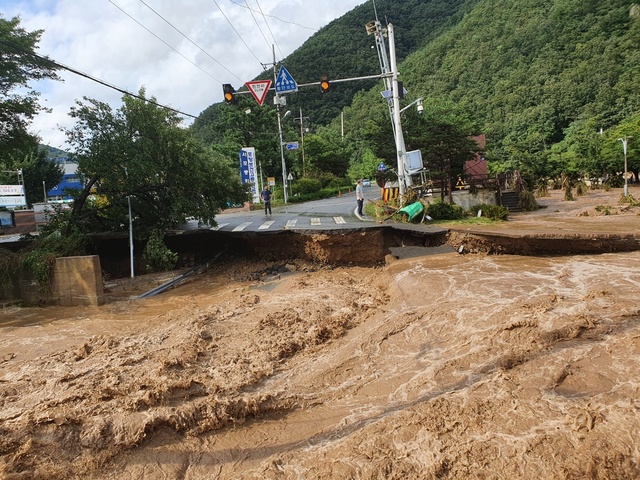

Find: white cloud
<box><xmin>2</xmin><ymin>0</ymin><xmax>367</xmax><ymax>149</ymax></box>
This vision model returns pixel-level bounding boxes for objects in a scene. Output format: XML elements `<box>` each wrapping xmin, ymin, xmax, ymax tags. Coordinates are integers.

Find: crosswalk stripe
<box><xmin>210</xmin><ymin>223</ymin><xmax>229</xmax><ymax>231</ymax></box>
<box><xmin>259</xmin><ymin>221</ymin><xmax>275</xmax><ymax>230</ymax></box>
<box><xmin>232</xmin><ymin>222</ymin><xmax>252</xmax><ymax>232</ymax></box>
<box><xmin>310</xmin><ymin>217</ymin><xmax>321</xmax><ymax>226</ymax></box>
<box><xmin>285</xmin><ymin>219</ymin><xmax>297</xmax><ymax>228</ymax></box>
<box><xmin>333</xmin><ymin>216</ymin><xmax>346</xmax><ymax>224</ymax></box>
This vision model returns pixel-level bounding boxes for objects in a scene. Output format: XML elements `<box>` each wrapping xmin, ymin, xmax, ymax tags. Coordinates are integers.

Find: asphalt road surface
<box><xmin>181</xmin><ymin>186</ymin><xmax>379</xmax><ymax>233</ymax></box>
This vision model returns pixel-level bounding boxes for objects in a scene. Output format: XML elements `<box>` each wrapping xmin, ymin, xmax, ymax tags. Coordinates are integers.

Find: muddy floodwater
<box><xmin>1</xmin><ymin>188</ymin><xmax>640</xmax><ymax>479</ymax></box>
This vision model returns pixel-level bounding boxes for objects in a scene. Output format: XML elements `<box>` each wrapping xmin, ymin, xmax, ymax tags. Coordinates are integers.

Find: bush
<box><xmin>292</xmin><ymin>178</ymin><xmax>322</xmax><ymax>195</ymax></box>
<box><xmin>619</xmin><ymin>193</ymin><xmax>639</xmax><ymax>206</ymax></box>
<box><xmin>143</xmin><ymin>230</ymin><xmax>178</xmax><ymax>272</ymax></box>
<box><xmin>576</xmin><ymin>181</ymin><xmax>588</xmax><ymax>196</ymax></box>
<box><xmin>426</xmin><ymin>200</ymin><xmax>465</xmax><ymax>220</ymax></box>
<box><xmin>470</xmin><ymin>204</ymin><xmax>509</xmax><ymax>221</ymax></box>
<box><xmin>19</xmin><ymin>229</ymin><xmax>88</xmax><ymax>290</ymax></box>
<box><xmin>519</xmin><ymin>190</ymin><xmax>539</xmax><ymax>211</ymax></box>
<box><xmin>604</xmin><ymin>175</ymin><xmax>624</xmax><ymax>188</ymax></box>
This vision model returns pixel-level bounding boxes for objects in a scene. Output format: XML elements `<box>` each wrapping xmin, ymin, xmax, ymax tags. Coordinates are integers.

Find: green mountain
<box><xmin>194</xmin><ymin>0</ymin><xmax>640</xmax><ymax>182</ymax></box>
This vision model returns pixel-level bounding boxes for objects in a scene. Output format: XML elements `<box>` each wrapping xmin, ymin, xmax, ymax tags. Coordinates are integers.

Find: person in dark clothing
<box><xmin>260</xmin><ymin>185</ymin><xmax>272</xmax><ymax>215</ymax></box>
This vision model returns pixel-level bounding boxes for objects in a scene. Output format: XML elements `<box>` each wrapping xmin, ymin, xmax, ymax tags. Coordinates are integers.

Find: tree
<box><xmin>15</xmin><ymin>147</ymin><xmax>63</xmax><ymax>206</ymax></box>
<box><xmin>402</xmin><ymin>99</ymin><xmax>480</xmax><ymax>200</ymax></box>
<box><xmin>191</xmin><ymin>95</ymin><xmax>285</xmax><ymax>183</ymax></box>
<box><xmin>63</xmin><ymin>89</ymin><xmax>249</xmax><ymax>238</ymax></box>
<box><xmin>0</xmin><ymin>16</ymin><xmax>60</xmax><ymax>163</ymax></box>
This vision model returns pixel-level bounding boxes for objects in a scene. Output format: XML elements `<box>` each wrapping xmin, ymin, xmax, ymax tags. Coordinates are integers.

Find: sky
<box><xmin>1</xmin><ymin>0</ymin><xmax>368</xmax><ymax>150</ymax></box>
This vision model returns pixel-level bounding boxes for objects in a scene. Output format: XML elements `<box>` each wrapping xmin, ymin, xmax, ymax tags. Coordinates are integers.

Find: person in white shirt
<box><xmin>355</xmin><ymin>179</ymin><xmax>365</xmax><ymax>219</ymax></box>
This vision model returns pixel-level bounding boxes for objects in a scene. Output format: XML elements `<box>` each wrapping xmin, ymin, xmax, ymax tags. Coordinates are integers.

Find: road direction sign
<box><xmin>275</xmin><ymin>66</ymin><xmax>298</xmax><ymax>93</ymax></box>
<box><xmin>245</xmin><ymin>80</ymin><xmax>272</xmax><ymax>105</ymax></box>
<box><xmin>286</xmin><ymin>142</ymin><xmax>299</xmax><ymax>150</ymax></box>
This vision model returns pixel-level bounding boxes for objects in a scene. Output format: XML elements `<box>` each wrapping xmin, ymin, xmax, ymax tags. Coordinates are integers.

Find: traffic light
<box><xmin>320</xmin><ymin>74</ymin><xmax>330</xmax><ymax>93</ymax></box>
<box><xmin>223</xmin><ymin>83</ymin><xmax>237</xmax><ymax>105</ymax></box>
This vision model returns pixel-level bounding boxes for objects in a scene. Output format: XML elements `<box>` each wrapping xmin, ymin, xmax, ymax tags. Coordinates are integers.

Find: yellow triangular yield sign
<box><xmin>245</xmin><ymin>80</ymin><xmax>272</xmax><ymax>105</ymax></box>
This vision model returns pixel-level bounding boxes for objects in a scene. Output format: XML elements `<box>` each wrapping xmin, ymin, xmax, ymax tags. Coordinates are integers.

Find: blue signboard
<box><xmin>239</xmin><ymin>147</ymin><xmax>260</xmax><ymax>203</ymax></box>
<box><xmin>275</xmin><ymin>66</ymin><xmax>298</xmax><ymax>93</ymax></box>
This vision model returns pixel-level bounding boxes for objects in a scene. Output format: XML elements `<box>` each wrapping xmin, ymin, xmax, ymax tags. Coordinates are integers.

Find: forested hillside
<box><xmin>193</xmin><ymin>0</ymin><xmax>640</xmax><ymax>189</ymax></box>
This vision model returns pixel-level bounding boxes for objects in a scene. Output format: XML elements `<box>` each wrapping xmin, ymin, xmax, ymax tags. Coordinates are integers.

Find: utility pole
<box><xmin>618</xmin><ymin>136</ymin><xmax>632</xmax><ymax>197</ymax></box>
<box><xmin>273</xmin><ymin>46</ymin><xmax>289</xmax><ymax>203</ymax></box>
<box><xmin>294</xmin><ymin>107</ymin><xmax>309</xmax><ymax>176</ymax></box>
<box><xmin>367</xmin><ymin>20</ymin><xmax>410</xmax><ymax>196</ymax></box>
<box><xmin>388</xmin><ymin>23</ymin><xmax>408</xmax><ymax>196</ymax></box>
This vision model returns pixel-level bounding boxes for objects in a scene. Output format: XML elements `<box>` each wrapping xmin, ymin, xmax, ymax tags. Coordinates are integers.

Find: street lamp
<box><xmin>124</xmin><ymin>167</ymin><xmax>134</xmax><ymax>278</ymax></box>
<box><xmin>618</xmin><ymin>136</ymin><xmax>632</xmax><ymax>197</ymax></box>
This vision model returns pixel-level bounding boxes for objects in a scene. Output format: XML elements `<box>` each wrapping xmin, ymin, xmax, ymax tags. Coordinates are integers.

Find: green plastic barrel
<box><xmin>397</xmin><ymin>201</ymin><xmax>424</xmax><ymax>221</ymax></box>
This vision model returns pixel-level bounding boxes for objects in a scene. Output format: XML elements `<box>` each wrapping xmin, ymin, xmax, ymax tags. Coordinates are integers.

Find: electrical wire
<box><xmin>253</xmin><ymin>0</ymin><xmax>284</xmax><ymax>60</ymax></box>
<box><xmin>226</xmin><ymin>0</ymin><xmax>315</xmax><ymax>31</ymax></box>
<box><xmin>211</xmin><ymin>0</ymin><xmax>264</xmax><ymax>67</ymax></box>
<box><xmin>136</xmin><ymin>0</ymin><xmax>243</xmax><ymax>83</ymax></box>
<box><xmin>107</xmin><ymin>0</ymin><xmax>223</xmax><ymax>84</ymax></box>
<box><xmin>242</xmin><ymin>0</ymin><xmax>273</xmax><ymax>56</ymax></box>
<box><xmin>0</xmin><ymin>38</ymin><xmax>198</xmax><ymax>119</ymax></box>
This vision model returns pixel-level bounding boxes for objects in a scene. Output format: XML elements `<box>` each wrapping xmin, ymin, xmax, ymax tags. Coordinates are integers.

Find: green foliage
<box><xmin>619</xmin><ymin>193</ymin><xmax>640</xmax><ymax>206</ymax></box>
<box><xmin>426</xmin><ymin>200</ymin><xmax>465</xmax><ymax>220</ymax></box>
<box><xmin>0</xmin><ymin>16</ymin><xmax>61</xmax><ymax>165</ymax></box>
<box><xmin>595</xmin><ymin>204</ymin><xmax>613</xmax><ymax>215</ymax></box>
<box><xmin>189</xmin><ymin>0</ymin><xmax>640</xmax><ymax>192</ymax></box>
<box><xmin>63</xmin><ymin>89</ymin><xmax>249</xmax><ymax>239</ymax></box>
<box><xmin>19</xmin><ymin>228</ymin><xmax>88</xmax><ymax>290</ymax></box>
<box><xmin>292</xmin><ymin>178</ymin><xmax>322</xmax><ymax>195</ymax></box>
<box><xmin>576</xmin><ymin>181</ymin><xmax>588</xmax><ymax>196</ymax></box>
<box><xmin>0</xmin><ymin>248</ymin><xmax>19</xmax><ymax>291</ymax></box>
<box><xmin>470</xmin><ymin>204</ymin><xmax>509</xmax><ymax>221</ymax></box>
<box><xmin>519</xmin><ymin>190</ymin><xmax>540</xmax><ymax>211</ymax></box>
<box><xmin>142</xmin><ymin>230</ymin><xmax>177</xmax><ymax>272</ymax></box>
<box><xmin>288</xmin><ymin>186</ymin><xmax>342</xmax><ymax>204</ymax></box>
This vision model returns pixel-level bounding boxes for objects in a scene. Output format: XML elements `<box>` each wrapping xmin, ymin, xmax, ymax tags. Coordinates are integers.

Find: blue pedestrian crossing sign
<box><xmin>275</xmin><ymin>66</ymin><xmax>298</xmax><ymax>93</ymax></box>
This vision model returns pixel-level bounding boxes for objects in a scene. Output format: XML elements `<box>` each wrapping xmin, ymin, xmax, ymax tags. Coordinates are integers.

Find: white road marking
<box><xmin>232</xmin><ymin>222</ymin><xmax>252</xmax><ymax>232</ymax></box>
<box><xmin>333</xmin><ymin>216</ymin><xmax>346</xmax><ymax>224</ymax></box>
<box><xmin>310</xmin><ymin>218</ymin><xmax>321</xmax><ymax>226</ymax></box>
<box><xmin>285</xmin><ymin>219</ymin><xmax>297</xmax><ymax>228</ymax></box>
<box><xmin>210</xmin><ymin>223</ymin><xmax>229</xmax><ymax>231</ymax></box>
<box><xmin>259</xmin><ymin>221</ymin><xmax>275</xmax><ymax>230</ymax></box>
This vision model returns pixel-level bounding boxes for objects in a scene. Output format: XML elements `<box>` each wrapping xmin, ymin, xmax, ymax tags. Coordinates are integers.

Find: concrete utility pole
<box><xmin>273</xmin><ymin>46</ymin><xmax>289</xmax><ymax>203</ymax></box>
<box><xmin>618</xmin><ymin>136</ymin><xmax>631</xmax><ymax>197</ymax></box>
<box><xmin>367</xmin><ymin>20</ymin><xmax>411</xmax><ymax>196</ymax></box>
<box><xmin>388</xmin><ymin>23</ymin><xmax>408</xmax><ymax>196</ymax></box>
<box><xmin>294</xmin><ymin>108</ymin><xmax>310</xmax><ymax>176</ymax></box>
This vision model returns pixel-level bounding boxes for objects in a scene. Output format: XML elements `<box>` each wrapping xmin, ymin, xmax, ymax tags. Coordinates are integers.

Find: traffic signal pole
<box><xmin>226</xmin><ymin>22</ymin><xmax>412</xmax><ymax>201</ymax></box>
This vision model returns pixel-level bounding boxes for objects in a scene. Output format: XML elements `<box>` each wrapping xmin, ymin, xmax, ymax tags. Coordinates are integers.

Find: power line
<box><xmin>107</xmin><ymin>0</ymin><xmax>223</xmax><ymax>84</ymax></box>
<box><xmin>243</xmin><ymin>0</ymin><xmax>274</xmax><ymax>56</ymax></box>
<box><xmin>212</xmin><ymin>0</ymin><xmax>264</xmax><ymax>68</ymax></box>
<box><xmin>254</xmin><ymin>0</ymin><xmax>284</xmax><ymax>60</ymax></box>
<box><xmin>136</xmin><ymin>0</ymin><xmax>244</xmax><ymax>83</ymax></box>
<box><xmin>0</xmin><ymin>38</ymin><xmax>198</xmax><ymax>119</ymax></box>
<box><xmin>226</xmin><ymin>0</ymin><xmax>316</xmax><ymax>31</ymax></box>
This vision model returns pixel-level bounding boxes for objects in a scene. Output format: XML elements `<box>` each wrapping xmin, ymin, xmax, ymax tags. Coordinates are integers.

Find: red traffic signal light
<box><xmin>223</xmin><ymin>83</ymin><xmax>237</xmax><ymax>105</ymax></box>
<box><xmin>320</xmin><ymin>74</ymin><xmax>330</xmax><ymax>93</ymax></box>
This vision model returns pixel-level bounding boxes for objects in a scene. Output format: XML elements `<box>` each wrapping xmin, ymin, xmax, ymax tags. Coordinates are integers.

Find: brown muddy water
<box><xmin>1</xmin><ymin>247</ymin><xmax>640</xmax><ymax>479</ymax></box>
<box><xmin>2</xmin><ymin>187</ymin><xmax>640</xmax><ymax>479</ymax></box>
